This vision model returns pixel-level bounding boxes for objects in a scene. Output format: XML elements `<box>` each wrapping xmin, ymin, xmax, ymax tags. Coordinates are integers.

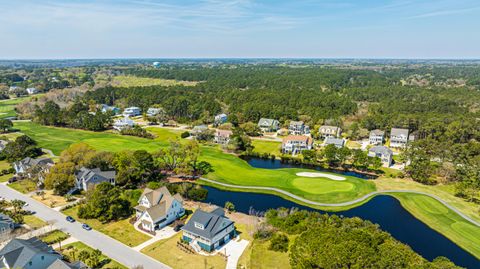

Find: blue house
<box><xmin>181</xmin><ymin>207</ymin><xmax>235</xmax><ymax>252</ymax></box>
<box><xmin>214</xmin><ymin>113</ymin><xmax>228</xmax><ymax>126</ymax></box>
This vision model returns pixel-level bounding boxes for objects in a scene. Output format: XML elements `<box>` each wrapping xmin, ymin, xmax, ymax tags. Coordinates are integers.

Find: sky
<box><xmin>0</xmin><ymin>0</ymin><xmax>479</xmax><ymax>59</ymax></box>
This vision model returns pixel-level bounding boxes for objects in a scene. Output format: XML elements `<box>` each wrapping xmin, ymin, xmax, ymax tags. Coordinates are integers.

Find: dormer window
<box><xmin>194</xmin><ymin>222</ymin><xmax>204</xmax><ymax>230</ymax></box>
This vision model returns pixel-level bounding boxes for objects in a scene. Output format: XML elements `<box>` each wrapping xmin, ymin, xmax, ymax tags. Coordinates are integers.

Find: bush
<box><xmin>181</xmin><ymin>131</ymin><xmax>190</xmax><ymax>138</ymax></box>
<box><xmin>269</xmin><ymin>233</ymin><xmax>289</xmax><ymax>252</ymax></box>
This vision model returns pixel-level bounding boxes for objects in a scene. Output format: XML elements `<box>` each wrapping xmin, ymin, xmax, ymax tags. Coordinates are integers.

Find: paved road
<box><xmin>200</xmin><ymin>178</ymin><xmax>480</xmax><ymax>227</ymax></box>
<box><xmin>0</xmin><ymin>183</ymin><xmax>170</xmax><ymax>269</ymax></box>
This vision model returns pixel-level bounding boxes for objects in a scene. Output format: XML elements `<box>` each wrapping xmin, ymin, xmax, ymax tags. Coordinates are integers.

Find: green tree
<box><xmin>0</xmin><ymin>119</ymin><xmax>13</xmax><ymax>133</ymax></box>
<box><xmin>78</xmin><ymin>183</ymin><xmax>131</xmax><ymax>222</ymax></box>
<box><xmin>224</xmin><ymin>201</ymin><xmax>235</xmax><ymax>213</ymax></box>
<box><xmin>44</xmin><ymin>162</ymin><xmax>76</xmax><ymax>195</ymax></box>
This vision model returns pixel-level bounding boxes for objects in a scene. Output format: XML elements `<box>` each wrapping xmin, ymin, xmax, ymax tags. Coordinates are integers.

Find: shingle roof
<box><xmin>258</xmin><ymin>118</ymin><xmax>278</xmax><ymax>127</ymax></box>
<box><xmin>319</xmin><ymin>125</ymin><xmax>340</xmax><ymax>132</ymax></box>
<box><xmin>15</xmin><ymin>157</ymin><xmax>54</xmax><ymax>168</ymax></box>
<box><xmin>0</xmin><ymin>213</ymin><xmax>14</xmax><ymax>230</ymax></box>
<box><xmin>75</xmin><ymin>167</ymin><xmax>115</xmax><ymax>184</ymax></box>
<box><xmin>369</xmin><ymin>146</ymin><xmax>393</xmax><ymax>156</ymax></box>
<box><xmin>0</xmin><ymin>237</ymin><xmax>61</xmax><ymax>268</ymax></box>
<box><xmin>370</xmin><ymin>129</ymin><xmax>385</xmax><ymax>136</ymax></box>
<box><xmin>182</xmin><ymin>207</ymin><xmax>234</xmax><ymax>241</ymax></box>
<box><xmin>391</xmin><ymin>128</ymin><xmax>409</xmax><ymax>136</ymax></box>
<box><xmin>289</xmin><ymin>121</ymin><xmax>304</xmax><ymax>127</ymax></box>
<box><xmin>216</xmin><ymin>130</ymin><xmax>232</xmax><ymax>137</ymax></box>
<box><xmin>47</xmin><ymin>259</ymin><xmax>89</xmax><ymax>269</ymax></box>
<box><xmin>325</xmin><ymin>137</ymin><xmax>345</xmax><ymax>147</ymax></box>
<box><xmin>138</xmin><ymin>187</ymin><xmax>183</xmax><ymax>222</ymax></box>
<box><xmin>283</xmin><ymin>135</ymin><xmax>312</xmax><ymax>143</ymax></box>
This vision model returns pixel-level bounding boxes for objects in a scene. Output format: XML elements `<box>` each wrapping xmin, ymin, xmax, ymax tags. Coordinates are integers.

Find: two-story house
<box><xmin>100</xmin><ymin>104</ymin><xmax>120</xmax><ymax>115</ymax></box>
<box><xmin>0</xmin><ymin>213</ymin><xmax>14</xmax><ymax>241</ymax></box>
<box><xmin>113</xmin><ymin>117</ymin><xmax>135</xmax><ymax>131</ymax></box>
<box><xmin>134</xmin><ymin>187</ymin><xmax>185</xmax><ymax>232</ymax></box>
<box><xmin>318</xmin><ymin>125</ymin><xmax>342</xmax><ymax>138</ymax></box>
<box><xmin>324</xmin><ymin>137</ymin><xmax>345</xmax><ymax>148</ymax></box>
<box><xmin>257</xmin><ymin>118</ymin><xmax>280</xmax><ymax>132</ymax></box>
<box><xmin>368</xmin><ymin>146</ymin><xmax>393</xmax><ymax>167</ymax></box>
<box><xmin>288</xmin><ymin>121</ymin><xmax>309</xmax><ymax>135</ymax></box>
<box><xmin>147</xmin><ymin>107</ymin><xmax>164</xmax><ymax>117</ymax></box>
<box><xmin>369</xmin><ymin>129</ymin><xmax>385</xmax><ymax>145</ymax></box>
<box><xmin>214</xmin><ymin>114</ymin><xmax>228</xmax><ymax>126</ymax></box>
<box><xmin>390</xmin><ymin>128</ymin><xmax>410</xmax><ymax>148</ymax></box>
<box><xmin>74</xmin><ymin>167</ymin><xmax>116</xmax><ymax>192</ymax></box>
<box><xmin>282</xmin><ymin>135</ymin><xmax>313</xmax><ymax>155</ymax></box>
<box><xmin>214</xmin><ymin>130</ymin><xmax>232</xmax><ymax>145</ymax></box>
<box><xmin>182</xmin><ymin>207</ymin><xmax>235</xmax><ymax>252</ymax></box>
<box><xmin>13</xmin><ymin>157</ymin><xmax>54</xmax><ymax>182</ymax></box>
<box><xmin>123</xmin><ymin>107</ymin><xmax>141</xmax><ymax>117</ymax></box>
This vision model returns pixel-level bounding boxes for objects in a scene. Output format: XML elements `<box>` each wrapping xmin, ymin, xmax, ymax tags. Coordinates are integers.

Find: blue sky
<box><xmin>0</xmin><ymin>0</ymin><xmax>479</xmax><ymax>59</ymax></box>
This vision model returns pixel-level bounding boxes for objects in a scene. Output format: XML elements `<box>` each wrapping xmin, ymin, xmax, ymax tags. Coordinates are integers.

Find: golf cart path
<box><xmin>199</xmin><ymin>178</ymin><xmax>480</xmax><ymax>227</ymax></box>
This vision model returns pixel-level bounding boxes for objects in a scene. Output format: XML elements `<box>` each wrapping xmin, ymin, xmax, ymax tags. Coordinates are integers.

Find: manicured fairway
<box><xmin>200</xmin><ymin>146</ymin><xmax>376</xmax><ymax>203</ymax></box>
<box><xmin>14</xmin><ymin>122</ymin><xmax>181</xmax><ymax>155</ymax></box>
<box><xmin>391</xmin><ymin>192</ymin><xmax>480</xmax><ymax>259</ymax></box>
<box><xmin>0</xmin><ymin>97</ymin><xmax>29</xmax><ymax>118</ymax></box>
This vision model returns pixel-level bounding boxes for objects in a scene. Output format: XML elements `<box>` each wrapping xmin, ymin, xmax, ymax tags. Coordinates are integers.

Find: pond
<box><xmin>243</xmin><ymin>156</ymin><xmax>374</xmax><ymax>179</ymax></box>
<box><xmin>203</xmin><ymin>186</ymin><xmax>479</xmax><ymax>268</ymax></box>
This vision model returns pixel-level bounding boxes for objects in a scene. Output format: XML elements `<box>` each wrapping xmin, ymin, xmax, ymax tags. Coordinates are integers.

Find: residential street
<box><xmin>0</xmin><ymin>183</ymin><xmax>170</xmax><ymax>269</ymax></box>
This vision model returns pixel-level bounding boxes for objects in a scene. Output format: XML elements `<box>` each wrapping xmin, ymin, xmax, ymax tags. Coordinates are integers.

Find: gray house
<box><xmin>13</xmin><ymin>157</ymin><xmax>54</xmax><ymax>183</ymax></box>
<box><xmin>390</xmin><ymin>128</ymin><xmax>410</xmax><ymax>148</ymax></box>
<box><xmin>0</xmin><ymin>140</ymin><xmax>9</xmax><ymax>152</ymax></box>
<box><xmin>257</xmin><ymin>118</ymin><xmax>280</xmax><ymax>132</ymax></box>
<box><xmin>369</xmin><ymin>129</ymin><xmax>385</xmax><ymax>145</ymax></box>
<box><xmin>288</xmin><ymin>121</ymin><xmax>309</xmax><ymax>135</ymax></box>
<box><xmin>0</xmin><ymin>237</ymin><xmax>87</xmax><ymax>269</ymax></box>
<box><xmin>75</xmin><ymin>167</ymin><xmax>116</xmax><ymax>192</ymax></box>
<box><xmin>324</xmin><ymin>137</ymin><xmax>345</xmax><ymax>148</ymax></box>
<box><xmin>368</xmin><ymin>146</ymin><xmax>393</xmax><ymax>167</ymax></box>
<box><xmin>0</xmin><ymin>214</ymin><xmax>14</xmax><ymax>241</ymax></box>
<box><xmin>182</xmin><ymin>207</ymin><xmax>235</xmax><ymax>252</ymax></box>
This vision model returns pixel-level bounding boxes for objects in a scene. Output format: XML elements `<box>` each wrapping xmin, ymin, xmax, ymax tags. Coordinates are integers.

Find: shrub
<box><xmin>269</xmin><ymin>233</ymin><xmax>289</xmax><ymax>252</ymax></box>
<box><xmin>181</xmin><ymin>131</ymin><xmax>190</xmax><ymax>138</ymax></box>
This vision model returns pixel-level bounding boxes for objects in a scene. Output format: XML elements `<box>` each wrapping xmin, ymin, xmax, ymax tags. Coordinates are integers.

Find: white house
<box><xmin>390</xmin><ymin>128</ymin><xmax>410</xmax><ymax>148</ymax></box>
<box><xmin>214</xmin><ymin>114</ymin><xmax>228</xmax><ymax>125</ymax></box>
<box><xmin>257</xmin><ymin>118</ymin><xmax>280</xmax><ymax>132</ymax></box>
<box><xmin>288</xmin><ymin>121</ymin><xmax>309</xmax><ymax>135</ymax></box>
<box><xmin>319</xmin><ymin>125</ymin><xmax>342</xmax><ymax>138</ymax></box>
<box><xmin>74</xmin><ymin>167</ymin><xmax>116</xmax><ymax>192</ymax></box>
<box><xmin>26</xmin><ymin>87</ymin><xmax>38</xmax><ymax>95</ymax></box>
<box><xmin>146</xmin><ymin>107</ymin><xmax>163</xmax><ymax>117</ymax></box>
<box><xmin>214</xmin><ymin>130</ymin><xmax>232</xmax><ymax>145</ymax></box>
<box><xmin>324</xmin><ymin>137</ymin><xmax>345</xmax><ymax>148</ymax></box>
<box><xmin>123</xmin><ymin>107</ymin><xmax>141</xmax><ymax>117</ymax></box>
<box><xmin>100</xmin><ymin>104</ymin><xmax>120</xmax><ymax>115</ymax></box>
<box><xmin>368</xmin><ymin>146</ymin><xmax>393</xmax><ymax>167</ymax></box>
<box><xmin>134</xmin><ymin>187</ymin><xmax>185</xmax><ymax>232</ymax></box>
<box><xmin>369</xmin><ymin>129</ymin><xmax>385</xmax><ymax>145</ymax></box>
<box><xmin>113</xmin><ymin>117</ymin><xmax>135</xmax><ymax>131</ymax></box>
<box><xmin>282</xmin><ymin>135</ymin><xmax>313</xmax><ymax>155</ymax></box>
<box><xmin>13</xmin><ymin>157</ymin><xmax>54</xmax><ymax>182</ymax></box>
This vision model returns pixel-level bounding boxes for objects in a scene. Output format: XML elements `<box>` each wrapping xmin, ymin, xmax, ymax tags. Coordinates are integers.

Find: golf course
<box><xmin>10</xmin><ymin>121</ymin><xmax>480</xmax><ymax>259</ymax></box>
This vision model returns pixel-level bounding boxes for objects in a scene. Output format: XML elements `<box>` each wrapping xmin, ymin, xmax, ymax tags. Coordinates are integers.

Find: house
<box><xmin>0</xmin><ymin>237</ymin><xmax>88</xmax><ymax>269</ymax></box>
<box><xmin>368</xmin><ymin>146</ymin><xmax>393</xmax><ymax>167</ymax></box>
<box><xmin>288</xmin><ymin>121</ymin><xmax>309</xmax><ymax>135</ymax></box>
<box><xmin>282</xmin><ymin>135</ymin><xmax>313</xmax><ymax>155</ymax></box>
<box><xmin>123</xmin><ymin>107</ymin><xmax>141</xmax><ymax>117</ymax></box>
<box><xmin>0</xmin><ymin>140</ymin><xmax>8</xmax><ymax>152</ymax></box>
<box><xmin>182</xmin><ymin>207</ymin><xmax>235</xmax><ymax>252</ymax></box>
<box><xmin>8</xmin><ymin>86</ymin><xmax>19</xmax><ymax>92</ymax></box>
<box><xmin>0</xmin><ymin>214</ymin><xmax>14</xmax><ymax>241</ymax></box>
<box><xmin>75</xmin><ymin>167</ymin><xmax>116</xmax><ymax>192</ymax></box>
<box><xmin>390</xmin><ymin>128</ymin><xmax>410</xmax><ymax>148</ymax></box>
<box><xmin>26</xmin><ymin>88</ymin><xmax>38</xmax><ymax>95</ymax></box>
<box><xmin>113</xmin><ymin>117</ymin><xmax>135</xmax><ymax>131</ymax></box>
<box><xmin>13</xmin><ymin>157</ymin><xmax>54</xmax><ymax>181</ymax></box>
<box><xmin>257</xmin><ymin>118</ymin><xmax>280</xmax><ymax>132</ymax></box>
<box><xmin>369</xmin><ymin>129</ymin><xmax>385</xmax><ymax>145</ymax></box>
<box><xmin>100</xmin><ymin>104</ymin><xmax>120</xmax><ymax>115</ymax></box>
<box><xmin>324</xmin><ymin>137</ymin><xmax>345</xmax><ymax>148</ymax></box>
<box><xmin>191</xmin><ymin>125</ymin><xmax>209</xmax><ymax>135</ymax></box>
<box><xmin>214</xmin><ymin>130</ymin><xmax>232</xmax><ymax>145</ymax></box>
<box><xmin>319</xmin><ymin>125</ymin><xmax>342</xmax><ymax>138</ymax></box>
<box><xmin>134</xmin><ymin>187</ymin><xmax>185</xmax><ymax>232</ymax></box>
<box><xmin>214</xmin><ymin>114</ymin><xmax>228</xmax><ymax>126</ymax></box>
<box><xmin>153</xmin><ymin>62</ymin><xmax>161</xmax><ymax>68</ymax></box>
<box><xmin>146</xmin><ymin>107</ymin><xmax>163</xmax><ymax>117</ymax></box>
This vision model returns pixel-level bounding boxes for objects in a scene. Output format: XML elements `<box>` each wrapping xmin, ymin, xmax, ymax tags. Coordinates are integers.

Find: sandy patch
<box><xmin>296</xmin><ymin>172</ymin><xmax>346</xmax><ymax>181</ymax></box>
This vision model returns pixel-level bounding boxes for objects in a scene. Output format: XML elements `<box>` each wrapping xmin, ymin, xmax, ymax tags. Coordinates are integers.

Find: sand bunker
<box><xmin>296</xmin><ymin>172</ymin><xmax>346</xmax><ymax>181</ymax></box>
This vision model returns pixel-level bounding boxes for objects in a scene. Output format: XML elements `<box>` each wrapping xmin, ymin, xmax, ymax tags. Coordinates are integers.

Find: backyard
<box><xmin>61</xmin><ymin>241</ymin><xmax>127</xmax><ymax>269</ymax></box>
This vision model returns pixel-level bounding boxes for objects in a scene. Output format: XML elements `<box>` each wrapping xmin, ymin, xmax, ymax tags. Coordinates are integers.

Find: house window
<box><xmin>194</xmin><ymin>222</ymin><xmax>204</xmax><ymax>230</ymax></box>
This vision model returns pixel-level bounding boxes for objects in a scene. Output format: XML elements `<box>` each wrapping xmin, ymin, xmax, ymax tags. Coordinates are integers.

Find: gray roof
<box><xmin>325</xmin><ymin>137</ymin><xmax>345</xmax><ymax>147</ymax></box>
<box><xmin>0</xmin><ymin>140</ymin><xmax>8</xmax><ymax>151</ymax></box>
<box><xmin>258</xmin><ymin>118</ymin><xmax>278</xmax><ymax>127</ymax></box>
<box><xmin>391</xmin><ymin>128</ymin><xmax>409</xmax><ymax>136</ymax></box>
<box><xmin>289</xmin><ymin>121</ymin><xmax>304</xmax><ymax>127</ymax></box>
<box><xmin>0</xmin><ymin>237</ymin><xmax>61</xmax><ymax>268</ymax></box>
<box><xmin>0</xmin><ymin>213</ymin><xmax>14</xmax><ymax>230</ymax></box>
<box><xmin>192</xmin><ymin>125</ymin><xmax>208</xmax><ymax>132</ymax></box>
<box><xmin>47</xmin><ymin>259</ymin><xmax>89</xmax><ymax>269</ymax></box>
<box><xmin>319</xmin><ymin>125</ymin><xmax>341</xmax><ymax>132</ymax></box>
<box><xmin>369</xmin><ymin>146</ymin><xmax>393</xmax><ymax>156</ymax></box>
<box><xmin>370</xmin><ymin>129</ymin><xmax>385</xmax><ymax>136</ymax></box>
<box><xmin>182</xmin><ymin>207</ymin><xmax>233</xmax><ymax>241</ymax></box>
<box><xmin>75</xmin><ymin>167</ymin><xmax>116</xmax><ymax>184</ymax></box>
<box><xmin>14</xmin><ymin>157</ymin><xmax>54</xmax><ymax>169</ymax></box>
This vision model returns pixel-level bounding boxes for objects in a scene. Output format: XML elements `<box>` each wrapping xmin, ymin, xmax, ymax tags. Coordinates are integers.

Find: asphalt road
<box><xmin>0</xmin><ymin>183</ymin><xmax>170</xmax><ymax>269</ymax></box>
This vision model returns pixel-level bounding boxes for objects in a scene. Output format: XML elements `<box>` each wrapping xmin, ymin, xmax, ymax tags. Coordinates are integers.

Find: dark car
<box><xmin>66</xmin><ymin>216</ymin><xmax>75</xmax><ymax>223</ymax></box>
<box><xmin>82</xmin><ymin>224</ymin><xmax>92</xmax><ymax>231</ymax></box>
<box><xmin>8</xmin><ymin>177</ymin><xmax>18</xmax><ymax>184</ymax></box>
<box><xmin>173</xmin><ymin>224</ymin><xmax>184</xmax><ymax>232</ymax></box>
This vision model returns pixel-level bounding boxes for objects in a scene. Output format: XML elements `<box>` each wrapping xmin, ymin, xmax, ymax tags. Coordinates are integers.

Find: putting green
<box><xmin>291</xmin><ymin>177</ymin><xmax>354</xmax><ymax>194</ymax></box>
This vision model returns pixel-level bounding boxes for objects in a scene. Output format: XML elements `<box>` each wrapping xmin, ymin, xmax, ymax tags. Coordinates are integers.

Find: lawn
<box><xmin>390</xmin><ymin>192</ymin><xmax>480</xmax><ymax>259</ymax></box>
<box><xmin>0</xmin><ymin>97</ymin><xmax>31</xmax><ymax>118</ymax></box>
<box><xmin>61</xmin><ymin>241</ymin><xmax>127</xmax><ymax>269</ymax></box>
<box><xmin>201</xmin><ymin>147</ymin><xmax>377</xmax><ymax>204</ymax></box>
<box><xmin>39</xmin><ymin>229</ymin><xmax>70</xmax><ymax>244</ymax></box>
<box><xmin>239</xmin><ymin>239</ymin><xmax>291</xmax><ymax>269</ymax></box>
<box><xmin>14</xmin><ymin>122</ymin><xmax>180</xmax><ymax>155</ymax></box>
<box><xmin>0</xmin><ymin>160</ymin><xmax>11</xmax><ymax>170</ymax></box>
<box><xmin>8</xmin><ymin>179</ymin><xmax>37</xmax><ymax>193</ymax></box>
<box><xmin>24</xmin><ymin>215</ymin><xmax>48</xmax><ymax>229</ymax></box>
<box><xmin>32</xmin><ymin>190</ymin><xmax>70</xmax><ymax>208</ymax></box>
<box><xmin>111</xmin><ymin>75</ymin><xmax>198</xmax><ymax>87</ymax></box>
<box><xmin>141</xmin><ymin>232</ymin><xmax>227</xmax><ymax>269</ymax></box>
<box><xmin>252</xmin><ymin>139</ymin><xmax>281</xmax><ymax>156</ymax></box>
<box><xmin>62</xmin><ymin>206</ymin><xmax>151</xmax><ymax>247</ymax></box>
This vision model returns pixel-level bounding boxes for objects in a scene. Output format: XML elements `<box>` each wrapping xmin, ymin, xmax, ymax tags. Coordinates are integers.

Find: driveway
<box><xmin>132</xmin><ymin>225</ymin><xmax>177</xmax><ymax>251</ymax></box>
<box><xmin>0</xmin><ymin>184</ymin><xmax>170</xmax><ymax>269</ymax></box>
<box><xmin>217</xmin><ymin>238</ymin><xmax>249</xmax><ymax>269</ymax></box>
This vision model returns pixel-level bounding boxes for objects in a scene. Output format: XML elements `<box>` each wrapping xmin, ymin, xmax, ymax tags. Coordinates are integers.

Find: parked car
<box><xmin>173</xmin><ymin>224</ymin><xmax>184</xmax><ymax>232</ymax></box>
<box><xmin>66</xmin><ymin>216</ymin><xmax>75</xmax><ymax>223</ymax></box>
<box><xmin>8</xmin><ymin>177</ymin><xmax>18</xmax><ymax>184</ymax></box>
<box><xmin>82</xmin><ymin>224</ymin><xmax>92</xmax><ymax>231</ymax></box>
